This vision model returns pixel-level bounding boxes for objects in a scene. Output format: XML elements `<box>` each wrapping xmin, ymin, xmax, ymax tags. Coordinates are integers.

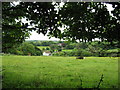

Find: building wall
<box><xmin>43</xmin><ymin>52</ymin><xmax>51</xmax><ymax>56</ymax></box>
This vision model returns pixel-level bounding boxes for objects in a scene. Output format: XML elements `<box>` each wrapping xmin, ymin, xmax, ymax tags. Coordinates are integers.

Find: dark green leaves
<box><xmin>2</xmin><ymin>2</ymin><xmax>119</xmax><ymax>53</ymax></box>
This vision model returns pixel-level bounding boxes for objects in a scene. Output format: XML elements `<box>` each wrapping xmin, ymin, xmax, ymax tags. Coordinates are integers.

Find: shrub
<box><xmin>82</xmin><ymin>51</ymin><xmax>93</xmax><ymax>57</ymax></box>
<box><xmin>75</xmin><ymin>49</ymin><xmax>83</xmax><ymax>56</ymax></box>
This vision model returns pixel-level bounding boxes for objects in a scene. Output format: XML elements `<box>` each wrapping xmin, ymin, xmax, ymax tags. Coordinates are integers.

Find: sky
<box><xmin>26</xmin><ymin>32</ymin><xmax>61</xmax><ymax>41</ymax></box>
<box><xmin>25</xmin><ymin>3</ymin><xmax>114</xmax><ymax>41</ymax></box>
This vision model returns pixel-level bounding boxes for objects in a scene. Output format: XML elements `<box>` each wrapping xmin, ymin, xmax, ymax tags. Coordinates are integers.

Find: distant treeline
<box><xmin>4</xmin><ymin>40</ymin><xmax>119</xmax><ymax>57</ymax></box>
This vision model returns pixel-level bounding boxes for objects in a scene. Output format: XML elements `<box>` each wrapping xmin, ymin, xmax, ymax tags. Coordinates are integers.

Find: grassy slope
<box><xmin>37</xmin><ymin>46</ymin><xmax>49</xmax><ymax>50</ymax></box>
<box><xmin>2</xmin><ymin>56</ymin><xmax>118</xmax><ymax>88</ymax></box>
<box><xmin>107</xmin><ymin>49</ymin><xmax>119</xmax><ymax>53</ymax></box>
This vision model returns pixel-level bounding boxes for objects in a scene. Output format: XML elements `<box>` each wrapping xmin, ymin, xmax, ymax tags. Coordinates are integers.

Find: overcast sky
<box><xmin>25</xmin><ymin>3</ymin><xmax>114</xmax><ymax>41</ymax></box>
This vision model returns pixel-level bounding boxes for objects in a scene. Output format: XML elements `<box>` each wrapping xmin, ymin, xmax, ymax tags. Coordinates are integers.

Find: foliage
<box><xmin>54</xmin><ymin>41</ymin><xmax>119</xmax><ymax>57</ymax></box>
<box><xmin>34</xmin><ymin>46</ymin><xmax>43</xmax><ymax>56</ymax></box>
<box><xmin>20</xmin><ymin>42</ymin><xmax>36</xmax><ymax>55</ymax></box>
<box><xmin>65</xmin><ymin>44</ymin><xmax>75</xmax><ymax>49</ymax></box>
<box><xmin>62</xmin><ymin>49</ymin><xmax>73</xmax><ymax>52</ymax></box>
<box><xmin>49</xmin><ymin>44</ymin><xmax>62</xmax><ymax>52</ymax></box>
<box><xmin>2</xmin><ymin>2</ymin><xmax>31</xmax><ymax>53</ymax></box>
<box><xmin>8</xmin><ymin>42</ymin><xmax>42</xmax><ymax>56</ymax></box>
<box><xmin>14</xmin><ymin>41</ymin><xmax>119</xmax><ymax>57</ymax></box>
<box><xmin>2</xmin><ymin>2</ymin><xmax>58</xmax><ymax>52</ymax></box>
<box><xmin>75</xmin><ymin>43</ymin><xmax>88</xmax><ymax>49</ymax></box>
<box><xmin>75</xmin><ymin>49</ymin><xmax>83</xmax><ymax>56</ymax></box>
<box><xmin>2</xmin><ymin>2</ymin><xmax>120</xmax><ymax>53</ymax></box>
<box><xmin>59</xmin><ymin>2</ymin><xmax>119</xmax><ymax>43</ymax></box>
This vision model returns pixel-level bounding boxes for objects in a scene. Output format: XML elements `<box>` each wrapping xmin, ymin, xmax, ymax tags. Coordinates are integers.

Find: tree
<box><xmin>2</xmin><ymin>2</ymin><xmax>31</xmax><ymax>53</ymax></box>
<box><xmin>50</xmin><ymin>44</ymin><xmax>57</xmax><ymax>51</ymax></box>
<box><xmin>59</xmin><ymin>2</ymin><xmax>119</xmax><ymax>43</ymax></box>
<box><xmin>56</xmin><ymin>46</ymin><xmax>62</xmax><ymax>52</ymax></box>
<box><xmin>34</xmin><ymin>46</ymin><xmax>43</xmax><ymax>56</ymax></box>
<box><xmin>2</xmin><ymin>2</ymin><xmax>59</xmax><ymax>53</ymax></box>
<box><xmin>9</xmin><ymin>42</ymin><xmax>43</xmax><ymax>56</ymax></box>
<box><xmin>75</xmin><ymin>49</ymin><xmax>83</xmax><ymax>57</ymax></box>
<box><xmin>2</xmin><ymin>2</ymin><xmax>119</xmax><ymax>53</ymax></box>
<box><xmin>75</xmin><ymin>42</ymin><xmax>88</xmax><ymax>49</ymax></box>
<box><xmin>20</xmin><ymin>42</ymin><xmax>36</xmax><ymax>55</ymax></box>
<box><xmin>46</xmin><ymin>47</ymin><xmax>50</xmax><ymax>50</ymax></box>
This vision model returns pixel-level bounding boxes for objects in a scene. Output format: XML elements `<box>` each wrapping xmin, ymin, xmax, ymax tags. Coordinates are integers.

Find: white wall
<box><xmin>43</xmin><ymin>52</ymin><xmax>51</xmax><ymax>56</ymax></box>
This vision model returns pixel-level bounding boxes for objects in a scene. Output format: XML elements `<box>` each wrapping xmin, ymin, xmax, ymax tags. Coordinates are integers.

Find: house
<box><xmin>58</xmin><ymin>43</ymin><xmax>66</xmax><ymax>47</ymax></box>
<box><xmin>43</xmin><ymin>51</ymin><xmax>51</xmax><ymax>56</ymax></box>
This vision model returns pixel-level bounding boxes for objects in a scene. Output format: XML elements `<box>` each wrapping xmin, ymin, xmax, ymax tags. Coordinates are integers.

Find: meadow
<box><xmin>2</xmin><ymin>56</ymin><xmax>118</xmax><ymax>88</ymax></box>
<box><xmin>37</xmin><ymin>46</ymin><xmax>49</xmax><ymax>50</ymax></box>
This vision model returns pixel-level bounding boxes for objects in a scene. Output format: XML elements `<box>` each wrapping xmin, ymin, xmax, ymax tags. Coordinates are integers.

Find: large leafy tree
<box><xmin>2</xmin><ymin>2</ymin><xmax>59</xmax><ymax>53</ymax></box>
<box><xmin>59</xmin><ymin>2</ymin><xmax>119</xmax><ymax>44</ymax></box>
<box><xmin>2</xmin><ymin>2</ymin><xmax>120</xmax><ymax>53</ymax></box>
<box><xmin>2</xmin><ymin>2</ymin><xmax>30</xmax><ymax>53</ymax></box>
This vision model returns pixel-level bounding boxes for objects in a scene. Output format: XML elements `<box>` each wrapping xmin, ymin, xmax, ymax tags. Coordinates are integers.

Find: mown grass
<box><xmin>62</xmin><ymin>49</ymin><xmax>73</xmax><ymax>52</ymax></box>
<box><xmin>37</xmin><ymin>46</ymin><xmax>49</xmax><ymax>50</ymax></box>
<box><xmin>107</xmin><ymin>49</ymin><xmax>119</xmax><ymax>53</ymax></box>
<box><xmin>2</xmin><ymin>56</ymin><xmax>118</xmax><ymax>88</ymax></box>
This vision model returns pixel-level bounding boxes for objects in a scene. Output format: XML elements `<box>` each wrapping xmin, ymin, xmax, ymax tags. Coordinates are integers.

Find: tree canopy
<box><xmin>2</xmin><ymin>2</ymin><xmax>120</xmax><ymax>53</ymax></box>
<box><xmin>59</xmin><ymin>2</ymin><xmax>119</xmax><ymax>43</ymax></box>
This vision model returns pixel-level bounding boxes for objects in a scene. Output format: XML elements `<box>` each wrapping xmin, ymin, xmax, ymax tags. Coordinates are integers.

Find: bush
<box><xmin>82</xmin><ymin>51</ymin><xmax>93</xmax><ymax>56</ymax></box>
<box><xmin>8</xmin><ymin>42</ymin><xmax>43</xmax><ymax>56</ymax></box>
<box><xmin>65</xmin><ymin>44</ymin><xmax>74</xmax><ymax>49</ymax></box>
<box><xmin>75</xmin><ymin>49</ymin><xmax>83</xmax><ymax>56</ymax></box>
<box><xmin>34</xmin><ymin>47</ymin><xmax>43</xmax><ymax>56</ymax></box>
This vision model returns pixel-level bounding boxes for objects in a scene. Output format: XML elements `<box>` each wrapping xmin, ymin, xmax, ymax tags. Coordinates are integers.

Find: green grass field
<box><xmin>2</xmin><ymin>56</ymin><xmax>118</xmax><ymax>88</ymax></box>
<box><xmin>37</xmin><ymin>46</ymin><xmax>49</xmax><ymax>50</ymax></box>
<box><xmin>107</xmin><ymin>49</ymin><xmax>119</xmax><ymax>53</ymax></box>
